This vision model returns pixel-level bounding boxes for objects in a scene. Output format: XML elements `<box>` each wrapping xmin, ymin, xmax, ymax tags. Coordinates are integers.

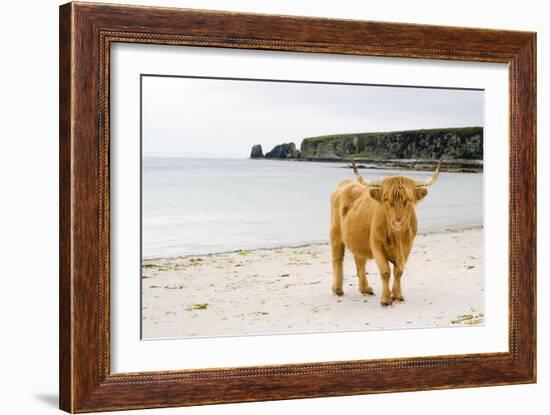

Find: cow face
<box><xmin>349</xmin><ymin>159</ymin><xmax>441</xmax><ymax>232</ymax></box>
<box><xmin>368</xmin><ymin>177</ymin><xmax>428</xmax><ymax>232</ymax></box>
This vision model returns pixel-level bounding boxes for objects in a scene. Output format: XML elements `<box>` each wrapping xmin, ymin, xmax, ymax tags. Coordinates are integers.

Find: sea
<box><xmin>142</xmin><ymin>157</ymin><xmax>483</xmax><ymax>259</ymax></box>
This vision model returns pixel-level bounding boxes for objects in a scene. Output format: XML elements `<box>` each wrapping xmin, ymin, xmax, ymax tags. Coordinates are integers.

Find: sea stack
<box><xmin>264</xmin><ymin>142</ymin><xmax>300</xmax><ymax>159</ymax></box>
<box><xmin>250</xmin><ymin>144</ymin><xmax>264</xmax><ymax>159</ymax></box>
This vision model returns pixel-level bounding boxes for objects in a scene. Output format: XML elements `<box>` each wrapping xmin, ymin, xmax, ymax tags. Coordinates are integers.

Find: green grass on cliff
<box><xmin>301</xmin><ymin>126</ymin><xmax>483</xmax><ymax>145</ymax></box>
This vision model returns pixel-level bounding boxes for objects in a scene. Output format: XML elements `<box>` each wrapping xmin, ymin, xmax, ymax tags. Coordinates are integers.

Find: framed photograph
<box><xmin>59</xmin><ymin>2</ymin><xmax>536</xmax><ymax>412</ymax></box>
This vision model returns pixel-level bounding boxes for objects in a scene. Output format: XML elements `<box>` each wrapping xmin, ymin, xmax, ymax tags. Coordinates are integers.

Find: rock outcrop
<box><xmin>299</xmin><ymin>127</ymin><xmax>483</xmax><ymax>160</ymax></box>
<box><xmin>264</xmin><ymin>142</ymin><xmax>300</xmax><ymax>159</ymax></box>
<box><xmin>250</xmin><ymin>144</ymin><xmax>264</xmax><ymax>158</ymax></box>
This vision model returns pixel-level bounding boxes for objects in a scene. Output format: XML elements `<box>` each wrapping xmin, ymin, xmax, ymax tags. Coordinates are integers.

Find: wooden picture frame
<box><xmin>59</xmin><ymin>2</ymin><xmax>536</xmax><ymax>412</ymax></box>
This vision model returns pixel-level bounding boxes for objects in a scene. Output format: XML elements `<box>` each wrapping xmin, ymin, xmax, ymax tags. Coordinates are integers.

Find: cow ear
<box><xmin>415</xmin><ymin>188</ymin><xmax>428</xmax><ymax>202</ymax></box>
<box><xmin>369</xmin><ymin>188</ymin><xmax>382</xmax><ymax>202</ymax></box>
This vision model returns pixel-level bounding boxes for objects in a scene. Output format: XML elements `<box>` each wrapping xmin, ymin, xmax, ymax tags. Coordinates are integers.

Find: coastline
<box><xmin>251</xmin><ymin>126</ymin><xmax>484</xmax><ymax>172</ymax></box>
<box><xmin>251</xmin><ymin>157</ymin><xmax>483</xmax><ymax>173</ymax></box>
<box><xmin>142</xmin><ymin>227</ymin><xmax>484</xmax><ymax>339</ymax></box>
<box><xmin>142</xmin><ymin>225</ymin><xmax>483</xmax><ymax>262</ymax></box>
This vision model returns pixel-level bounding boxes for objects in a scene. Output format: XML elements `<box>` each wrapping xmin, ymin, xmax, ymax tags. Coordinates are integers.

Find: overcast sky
<box><xmin>142</xmin><ymin>76</ymin><xmax>483</xmax><ymax>158</ymax></box>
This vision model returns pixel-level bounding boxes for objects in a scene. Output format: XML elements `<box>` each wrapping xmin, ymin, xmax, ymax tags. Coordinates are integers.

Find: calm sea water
<box><xmin>142</xmin><ymin>157</ymin><xmax>483</xmax><ymax>259</ymax></box>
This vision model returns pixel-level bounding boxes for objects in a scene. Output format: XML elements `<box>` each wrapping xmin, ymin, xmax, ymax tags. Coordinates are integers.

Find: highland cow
<box><xmin>330</xmin><ymin>160</ymin><xmax>441</xmax><ymax>306</ymax></box>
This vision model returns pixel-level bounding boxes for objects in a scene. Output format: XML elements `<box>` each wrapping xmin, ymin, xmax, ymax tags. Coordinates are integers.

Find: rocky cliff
<box><xmin>299</xmin><ymin>127</ymin><xmax>483</xmax><ymax>160</ymax></box>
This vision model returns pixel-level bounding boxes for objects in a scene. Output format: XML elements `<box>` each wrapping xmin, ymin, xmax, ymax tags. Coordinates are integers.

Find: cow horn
<box><xmin>351</xmin><ymin>160</ymin><xmax>368</xmax><ymax>185</ymax></box>
<box><xmin>415</xmin><ymin>159</ymin><xmax>442</xmax><ymax>187</ymax></box>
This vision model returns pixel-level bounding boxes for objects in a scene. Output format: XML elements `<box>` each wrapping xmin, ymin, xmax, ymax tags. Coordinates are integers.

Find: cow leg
<box><xmin>331</xmin><ymin>239</ymin><xmax>345</xmax><ymax>296</ymax></box>
<box><xmin>392</xmin><ymin>267</ymin><xmax>405</xmax><ymax>302</ymax></box>
<box><xmin>373</xmin><ymin>248</ymin><xmax>392</xmax><ymax>306</ymax></box>
<box><xmin>354</xmin><ymin>256</ymin><xmax>374</xmax><ymax>295</ymax></box>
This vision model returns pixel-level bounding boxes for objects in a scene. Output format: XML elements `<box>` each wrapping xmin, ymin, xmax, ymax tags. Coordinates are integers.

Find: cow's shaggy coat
<box><xmin>330</xmin><ymin>161</ymin><xmax>440</xmax><ymax>306</ymax></box>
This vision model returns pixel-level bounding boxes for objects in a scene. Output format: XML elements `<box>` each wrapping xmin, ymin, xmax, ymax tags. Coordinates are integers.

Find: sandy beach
<box><xmin>142</xmin><ymin>227</ymin><xmax>483</xmax><ymax>339</ymax></box>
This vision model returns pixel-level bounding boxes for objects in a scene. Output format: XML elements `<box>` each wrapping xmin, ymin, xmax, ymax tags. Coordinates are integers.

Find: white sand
<box><xmin>142</xmin><ymin>228</ymin><xmax>484</xmax><ymax>339</ymax></box>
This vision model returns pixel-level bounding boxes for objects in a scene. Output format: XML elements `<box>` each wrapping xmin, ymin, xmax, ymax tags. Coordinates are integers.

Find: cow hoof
<box><xmin>360</xmin><ymin>287</ymin><xmax>375</xmax><ymax>296</ymax></box>
<box><xmin>392</xmin><ymin>295</ymin><xmax>405</xmax><ymax>302</ymax></box>
<box><xmin>381</xmin><ymin>299</ymin><xmax>393</xmax><ymax>307</ymax></box>
<box><xmin>333</xmin><ymin>288</ymin><xmax>344</xmax><ymax>296</ymax></box>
